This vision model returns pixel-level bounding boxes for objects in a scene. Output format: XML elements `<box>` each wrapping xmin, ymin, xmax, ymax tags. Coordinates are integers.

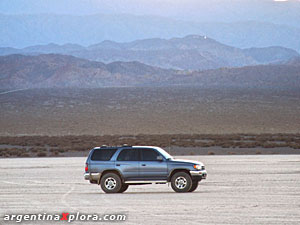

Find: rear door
<box><xmin>116</xmin><ymin>148</ymin><xmax>139</xmax><ymax>181</ymax></box>
<box><xmin>138</xmin><ymin>148</ymin><xmax>168</xmax><ymax>180</ymax></box>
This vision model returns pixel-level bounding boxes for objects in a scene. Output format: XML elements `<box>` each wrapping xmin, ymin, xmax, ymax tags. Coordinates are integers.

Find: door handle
<box><xmin>141</xmin><ymin>164</ymin><xmax>146</xmax><ymax>166</ymax></box>
<box><xmin>116</xmin><ymin>164</ymin><xmax>120</xmax><ymax>166</ymax></box>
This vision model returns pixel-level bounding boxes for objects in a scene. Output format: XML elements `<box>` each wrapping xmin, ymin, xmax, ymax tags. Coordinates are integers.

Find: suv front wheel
<box><xmin>171</xmin><ymin>172</ymin><xmax>192</xmax><ymax>193</ymax></box>
<box><xmin>100</xmin><ymin>173</ymin><xmax>122</xmax><ymax>193</ymax></box>
<box><xmin>188</xmin><ymin>181</ymin><xmax>199</xmax><ymax>192</ymax></box>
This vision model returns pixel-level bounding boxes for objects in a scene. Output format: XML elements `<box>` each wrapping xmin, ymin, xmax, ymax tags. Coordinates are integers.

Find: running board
<box><xmin>125</xmin><ymin>180</ymin><xmax>168</xmax><ymax>184</ymax></box>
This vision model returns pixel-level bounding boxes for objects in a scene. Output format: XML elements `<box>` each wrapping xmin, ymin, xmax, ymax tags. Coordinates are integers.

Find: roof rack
<box><xmin>99</xmin><ymin>144</ymin><xmax>132</xmax><ymax>148</ymax></box>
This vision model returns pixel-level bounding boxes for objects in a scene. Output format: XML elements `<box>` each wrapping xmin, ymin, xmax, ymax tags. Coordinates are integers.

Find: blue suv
<box><xmin>84</xmin><ymin>145</ymin><xmax>207</xmax><ymax>193</ymax></box>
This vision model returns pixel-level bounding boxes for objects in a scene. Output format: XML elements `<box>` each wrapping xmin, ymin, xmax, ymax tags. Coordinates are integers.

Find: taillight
<box><xmin>85</xmin><ymin>163</ymin><xmax>88</xmax><ymax>172</ymax></box>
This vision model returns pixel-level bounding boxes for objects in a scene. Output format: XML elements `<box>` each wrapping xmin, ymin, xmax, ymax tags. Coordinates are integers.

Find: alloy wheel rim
<box><xmin>175</xmin><ymin>176</ymin><xmax>187</xmax><ymax>189</ymax></box>
<box><xmin>105</xmin><ymin>177</ymin><xmax>117</xmax><ymax>190</ymax></box>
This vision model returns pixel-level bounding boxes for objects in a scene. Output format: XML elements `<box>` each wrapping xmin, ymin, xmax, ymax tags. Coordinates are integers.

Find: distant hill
<box><xmin>1</xmin><ymin>35</ymin><xmax>299</xmax><ymax>71</ymax></box>
<box><xmin>0</xmin><ymin>13</ymin><xmax>300</xmax><ymax>52</ymax></box>
<box><xmin>0</xmin><ymin>54</ymin><xmax>178</xmax><ymax>88</ymax></box>
<box><xmin>1</xmin><ymin>54</ymin><xmax>299</xmax><ymax>89</ymax></box>
<box><xmin>243</xmin><ymin>47</ymin><xmax>300</xmax><ymax>64</ymax></box>
<box><xmin>285</xmin><ymin>57</ymin><xmax>300</xmax><ymax>66</ymax></box>
<box><xmin>185</xmin><ymin>64</ymin><xmax>300</xmax><ymax>89</ymax></box>
<box><xmin>71</xmin><ymin>35</ymin><xmax>257</xmax><ymax>70</ymax></box>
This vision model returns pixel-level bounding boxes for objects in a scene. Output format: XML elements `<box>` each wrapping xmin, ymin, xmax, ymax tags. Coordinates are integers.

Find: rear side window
<box><xmin>91</xmin><ymin>148</ymin><xmax>117</xmax><ymax>161</ymax></box>
<box><xmin>117</xmin><ymin>149</ymin><xmax>139</xmax><ymax>161</ymax></box>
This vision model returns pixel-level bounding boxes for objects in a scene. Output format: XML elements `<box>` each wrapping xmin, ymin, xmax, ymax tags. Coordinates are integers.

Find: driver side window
<box><xmin>140</xmin><ymin>148</ymin><xmax>160</xmax><ymax>161</ymax></box>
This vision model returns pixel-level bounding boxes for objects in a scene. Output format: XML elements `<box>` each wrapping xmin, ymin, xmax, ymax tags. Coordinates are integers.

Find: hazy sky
<box><xmin>1</xmin><ymin>0</ymin><xmax>300</xmax><ymax>26</ymax></box>
<box><xmin>0</xmin><ymin>0</ymin><xmax>299</xmax><ymax>15</ymax></box>
<box><xmin>0</xmin><ymin>0</ymin><xmax>300</xmax><ymax>48</ymax></box>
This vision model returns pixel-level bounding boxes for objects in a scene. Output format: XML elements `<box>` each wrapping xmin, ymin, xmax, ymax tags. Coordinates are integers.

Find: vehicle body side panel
<box><xmin>116</xmin><ymin>161</ymin><xmax>139</xmax><ymax>180</ymax></box>
<box><xmin>139</xmin><ymin>161</ymin><xmax>168</xmax><ymax>180</ymax></box>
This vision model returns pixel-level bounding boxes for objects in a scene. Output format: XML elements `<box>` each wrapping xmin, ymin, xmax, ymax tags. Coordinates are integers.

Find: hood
<box><xmin>169</xmin><ymin>158</ymin><xmax>203</xmax><ymax>166</ymax></box>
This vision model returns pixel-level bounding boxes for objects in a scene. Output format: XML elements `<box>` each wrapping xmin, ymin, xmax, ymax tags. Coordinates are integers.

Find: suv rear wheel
<box><xmin>100</xmin><ymin>173</ymin><xmax>122</xmax><ymax>193</ymax></box>
<box><xmin>118</xmin><ymin>184</ymin><xmax>129</xmax><ymax>193</ymax></box>
<box><xmin>171</xmin><ymin>172</ymin><xmax>192</xmax><ymax>193</ymax></box>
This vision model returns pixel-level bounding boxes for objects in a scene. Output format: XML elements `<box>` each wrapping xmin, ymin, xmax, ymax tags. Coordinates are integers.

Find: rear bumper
<box><xmin>189</xmin><ymin>170</ymin><xmax>207</xmax><ymax>180</ymax></box>
<box><xmin>84</xmin><ymin>172</ymin><xmax>101</xmax><ymax>181</ymax></box>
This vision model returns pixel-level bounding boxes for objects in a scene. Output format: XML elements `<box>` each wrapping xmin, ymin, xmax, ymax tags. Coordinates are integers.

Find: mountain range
<box><xmin>1</xmin><ymin>35</ymin><xmax>298</xmax><ymax>71</ymax></box>
<box><xmin>1</xmin><ymin>14</ymin><xmax>300</xmax><ymax>52</ymax></box>
<box><xmin>1</xmin><ymin>54</ymin><xmax>299</xmax><ymax>89</ymax></box>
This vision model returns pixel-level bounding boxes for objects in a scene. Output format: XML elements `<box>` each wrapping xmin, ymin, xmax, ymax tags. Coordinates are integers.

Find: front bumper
<box><xmin>189</xmin><ymin>170</ymin><xmax>207</xmax><ymax>180</ymax></box>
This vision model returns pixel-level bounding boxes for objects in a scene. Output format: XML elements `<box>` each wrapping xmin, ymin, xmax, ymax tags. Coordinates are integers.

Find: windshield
<box><xmin>156</xmin><ymin>147</ymin><xmax>173</xmax><ymax>159</ymax></box>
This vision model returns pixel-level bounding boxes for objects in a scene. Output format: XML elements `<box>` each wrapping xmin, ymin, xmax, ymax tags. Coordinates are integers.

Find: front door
<box><xmin>138</xmin><ymin>148</ymin><xmax>168</xmax><ymax>181</ymax></box>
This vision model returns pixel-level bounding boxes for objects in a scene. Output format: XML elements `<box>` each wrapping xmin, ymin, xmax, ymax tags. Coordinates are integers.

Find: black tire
<box><xmin>188</xmin><ymin>181</ymin><xmax>199</xmax><ymax>192</ymax></box>
<box><xmin>171</xmin><ymin>172</ymin><xmax>192</xmax><ymax>193</ymax></box>
<box><xmin>100</xmin><ymin>173</ymin><xmax>122</xmax><ymax>193</ymax></box>
<box><xmin>118</xmin><ymin>184</ymin><xmax>129</xmax><ymax>193</ymax></box>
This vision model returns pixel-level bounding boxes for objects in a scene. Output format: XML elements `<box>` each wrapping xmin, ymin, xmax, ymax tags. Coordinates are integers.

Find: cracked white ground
<box><xmin>0</xmin><ymin>155</ymin><xmax>299</xmax><ymax>224</ymax></box>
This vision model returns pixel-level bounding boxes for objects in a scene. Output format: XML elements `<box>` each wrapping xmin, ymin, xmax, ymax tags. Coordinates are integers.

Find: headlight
<box><xmin>193</xmin><ymin>164</ymin><xmax>201</xmax><ymax>170</ymax></box>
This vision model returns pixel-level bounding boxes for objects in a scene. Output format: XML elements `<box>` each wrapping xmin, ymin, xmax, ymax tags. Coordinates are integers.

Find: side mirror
<box><xmin>156</xmin><ymin>155</ymin><xmax>164</xmax><ymax>161</ymax></box>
